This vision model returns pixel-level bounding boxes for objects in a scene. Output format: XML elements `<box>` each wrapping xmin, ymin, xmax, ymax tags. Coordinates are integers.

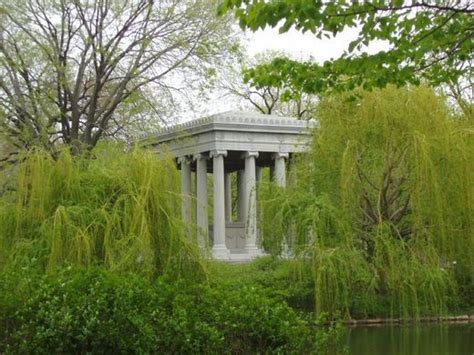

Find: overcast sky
<box><xmin>184</xmin><ymin>26</ymin><xmax>389</xmax><ymax>121</ymax></box>
<box><xmin>246</xmin><ymin>27</ymin><xmax>388</xmax><ymax>62</ymax></box>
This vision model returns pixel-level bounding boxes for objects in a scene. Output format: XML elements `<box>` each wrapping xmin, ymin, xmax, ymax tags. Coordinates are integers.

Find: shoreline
<box><xmin>341</xmin><ymin>315</ymin><xmax>474</xmax><ymax>327</ymax></box>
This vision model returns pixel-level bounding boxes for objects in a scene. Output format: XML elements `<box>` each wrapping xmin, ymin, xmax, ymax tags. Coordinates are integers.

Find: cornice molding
<box><xmin>139</xmin><ymin>111</ymin><xmax>316</xmax><ymax>141</ymax></box>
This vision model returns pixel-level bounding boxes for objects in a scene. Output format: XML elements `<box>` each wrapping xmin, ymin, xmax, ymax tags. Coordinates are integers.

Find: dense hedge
<box><xmin>0</xmin><ymin>267</ymin><xmax>311</xmax><ymax>353</ymax></box>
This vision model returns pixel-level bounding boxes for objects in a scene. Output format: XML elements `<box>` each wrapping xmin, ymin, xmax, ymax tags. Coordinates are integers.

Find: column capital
<box><xmin>177</xmin><ymin>156</ymin><xmax>192</xmax><ymax>165</ymax></box>
<box><xmin>210</xmin><ymin>150</ymin><xmax>227</xmax><ymax>158</ymax></box>
<box><xmin>242</xmin><ymin>151</ymin><xmax>259</xmax><ymax>159</ymax></box>
<box><xmin>193</xmin><ymin>152</ymin><xmax>209</xmax><ymax>161</ymax></box>
<box><xmin>272</xmin><ymin>152</ymin><xmax>289</xmax><ymax>160</ymax></box>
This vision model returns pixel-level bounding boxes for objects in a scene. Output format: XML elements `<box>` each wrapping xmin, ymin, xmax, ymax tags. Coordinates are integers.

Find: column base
<box><xmin>212</xmin><ymin>244</ymin><xmax>231</xmax><ymax>260</ymax></box>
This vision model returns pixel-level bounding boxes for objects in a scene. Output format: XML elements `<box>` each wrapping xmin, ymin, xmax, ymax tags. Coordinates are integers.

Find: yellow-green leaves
<box><xmin>258</xmin><ymin>86</ymin><xmax>473</xmax><ymax>317</ymax></box>
<box><xmin>0</xmin><ymin>145</ymin><xmax>205</xmax><ymax>279</ymax></box>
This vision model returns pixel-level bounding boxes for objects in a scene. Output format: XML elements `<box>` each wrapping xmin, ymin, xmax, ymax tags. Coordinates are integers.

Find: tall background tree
<box><xmin>219</xmin><ymin>0</ymin><xmax>473</xmax><ymax>113</ymax></box>
<box><xmin>0</xmin><ymin>0</ymin><xmax>239</xmax><ymax>161</ymax></box>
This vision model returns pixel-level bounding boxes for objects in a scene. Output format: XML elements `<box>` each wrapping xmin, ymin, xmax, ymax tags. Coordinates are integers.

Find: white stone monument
<box><xmin>142</xmin><ymin>111</ymin><xmax>315</xmax><ymax>261</ymax></box>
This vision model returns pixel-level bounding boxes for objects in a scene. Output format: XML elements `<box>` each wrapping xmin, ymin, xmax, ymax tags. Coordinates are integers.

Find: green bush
<box><xmin>1</xmin><ymin>267</ymin><xmax>311</xmax><ymax>354</ymax></box>
<box><xmin>209</xmin><ymin>256</ymin><xmax>315</xmax><ymax>312</ymax></box>
<box><xmin>159</xmin><ymin>281</ymin><xmax>309</xmax><ymax>354</ymax></box>
<box><xmin>5</xmin><ymin>268</ymin><xmax>161</xmax><ymax>353</ymax></box>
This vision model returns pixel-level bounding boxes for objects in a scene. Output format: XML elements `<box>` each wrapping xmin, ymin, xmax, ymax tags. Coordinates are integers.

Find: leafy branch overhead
<box><xmin>219</xmin><ymin>1</ymin><xmax>474</xmax><ymax>94</ymax></box>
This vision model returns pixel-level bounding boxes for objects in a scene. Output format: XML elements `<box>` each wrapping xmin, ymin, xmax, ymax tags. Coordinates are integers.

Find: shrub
<box><xmin>209</xmin><ymin>256</ymin><xmax>315</xmax><ymax>312</ymax></box>
<box><xmin>5</xmin><ymin>268</ymin><xmax>161</xmax><ymax>353</ymax></box>
<box><xmin>1</xmin><ymin>267</ymin><xmax>311</xmax><ymax>354</ymax></box>
<box><xmin>158</xmin><ymin>281</ymin><xmax>309</xmax><ymax>353</ymax></box>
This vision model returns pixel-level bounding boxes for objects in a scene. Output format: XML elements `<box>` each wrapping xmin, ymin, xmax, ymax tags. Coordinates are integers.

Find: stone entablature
<box><xmin>141</xmin><ymin>110</ymin><xmax>313</xmax><ymax>139</ymax></box>
<box><xmin>141</xmin><ymin>111</ymin><xmax>316</xmax><ymax>164</ymax></box>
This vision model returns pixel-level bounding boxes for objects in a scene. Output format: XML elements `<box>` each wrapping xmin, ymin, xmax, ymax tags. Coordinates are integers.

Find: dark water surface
<box><xmin>346</xmin><ymin>323</ymin><xmax>474</xmax><ymax>355</ymax></box>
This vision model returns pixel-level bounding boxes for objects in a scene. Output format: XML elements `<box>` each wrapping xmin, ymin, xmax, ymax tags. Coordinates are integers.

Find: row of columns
<box><xmin>179</xmin><ymin>151</ymin><xmax>288</xmax><ymax>259</ymax></box>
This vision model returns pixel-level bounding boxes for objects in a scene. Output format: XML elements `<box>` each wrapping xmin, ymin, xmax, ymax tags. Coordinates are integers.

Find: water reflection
<box><xmin>346</xmin><ymin>323</ymin><xmax>474</xmax><ymax>355</ymax></box>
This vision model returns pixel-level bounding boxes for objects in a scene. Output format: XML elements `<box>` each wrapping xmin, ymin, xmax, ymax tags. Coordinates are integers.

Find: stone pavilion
<box><xmin>142</xmin><ymin>111</ymin><xmax>315</xmax><ymax>261</ymax></box>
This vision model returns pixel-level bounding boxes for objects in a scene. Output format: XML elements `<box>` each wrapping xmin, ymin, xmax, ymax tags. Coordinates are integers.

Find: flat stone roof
<box><xmin>140</xmin><ymin>111</ymin><xmax>316</xmax><ymax>169</ymax></box>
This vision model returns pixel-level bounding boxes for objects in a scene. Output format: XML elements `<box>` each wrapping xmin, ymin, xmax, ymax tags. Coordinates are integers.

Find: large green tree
<box><xmin>0</xmin><ymin>0</ymin><xmax>237</xmax><ymax>160</ymax></box>
<box><xmin>259</xmin><ymin>86</ymin><xmax>473</xmax><ymax>317</ymax></box>
<box><xmin>219</xmin><ymin>1</ymin><xmax>473</xmax><ymax>103</ymax></box>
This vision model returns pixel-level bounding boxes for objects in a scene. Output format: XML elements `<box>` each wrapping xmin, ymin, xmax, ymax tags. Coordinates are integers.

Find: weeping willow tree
<box><xmin>259</xmin><ymin>86</ymin><xmax>473</xmax><ymax>319</ymax></box>
<box><xmin>0</xmin><ymin>145</ymin><xmax>204</xmax><ymax>279</ymax></box>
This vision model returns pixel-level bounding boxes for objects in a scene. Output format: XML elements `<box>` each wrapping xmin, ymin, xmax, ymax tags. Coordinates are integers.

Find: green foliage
<box><xmin>313</xmin><ymin>314</ymin><xmax>349</xmax><ymax>355</ymax></box>
<box><xmin>0</xmin><ymin>145</ymin><xmax>203</xmax><ymax>278</ymax></box>
<box><xmin>219</xmin><ymin>1</ymin><xmax>473</xmax><ymax>93</ymax></box>
<box><xmin>259</xmin><ymin>86</ymin><xmax>473</xmax><ymax>318</ymax></box>
<box><xmin>210</xmin><ymin>256</ymin><xmax>315</xmax><ymax>312</ymax></box>
<box><xmin>209</xmin><ymin>258</ymin><xmax>348</xmax><ymax>353</ymax></box>
<box><xmin>169</xmin><ymin>284</ymin><xmax>308</xmax><ymax>354</ymax></box>
<box><xmin>0</xmin><ymin>267</ymin><xmax>311</xmax><ymax>354</ymax></box>
<box><xmin>312</xmin><ymin>246</ymin><xmax>377</xmax><ymax>319</ymax></box>
<box><xmin>0</xmin><ymin>145</ymin><xmax>346</xmax><ymax>353</ymax></box>
<box><xmin>6</xmin><ymin>268</ymin><xmax>161</xmax><ymax>353</ymax></box>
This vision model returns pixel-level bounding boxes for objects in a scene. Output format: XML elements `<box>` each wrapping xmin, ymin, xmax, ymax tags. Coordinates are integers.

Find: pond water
<box><xmin>346</xmin><ymin>323</ymin><xmax>474</xmax><ymax>355</ymax></box>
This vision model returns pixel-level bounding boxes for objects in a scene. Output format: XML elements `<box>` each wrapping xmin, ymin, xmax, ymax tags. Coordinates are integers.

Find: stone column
<box><xmin>194</xmin><ymin>153</ymin><xmax>208</xmax><ymax>248</ymax></box>
<box><xmin>273</xmin><ymin>152</ymin><xmax>289</xmax><ymax>187</ymax></box>
<box><xmin>273</xmin><ymin>152</ymin><xmax>289</xmax><ymax>257</ymax></box>
<box><xmin>210</xmin><ymin>150</ymin><xmax>230</xmax><ymax>259</ymax></box>
<box><xmin>243</xmin><ymin>151</ymin><xmax>260</xmax><ymax>255</ymax></box>
<box><xmin>237</xmin><ymin>170</ymin><xmax>245</xmax><ymax>222</ymax></box>
<box><xmin>224</xmin><ymin>173</ymin><xmax>232</xmax><ymax>222</ymax></box>
<box><xmin>178</xmin><ymin>156</ymin><xmax>192</xmax><ymax>223</ymax></box>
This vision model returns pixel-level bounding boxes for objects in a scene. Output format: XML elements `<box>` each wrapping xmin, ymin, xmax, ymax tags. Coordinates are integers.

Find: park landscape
<box><xmin>0</xmin><ymin>1</ymin><xmax>473</xmax><ymax>354</ymax></box>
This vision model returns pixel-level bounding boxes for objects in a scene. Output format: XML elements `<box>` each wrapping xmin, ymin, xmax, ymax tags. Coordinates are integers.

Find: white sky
<box><xmin>185</xmin><ymin>26</ymin><xmax>389</xmax><ymax>120</ymax></box>
<box><xmin>245</xmin><ymin>25</ymin><xmax>389</xmax><ymax>65</ymax></box>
